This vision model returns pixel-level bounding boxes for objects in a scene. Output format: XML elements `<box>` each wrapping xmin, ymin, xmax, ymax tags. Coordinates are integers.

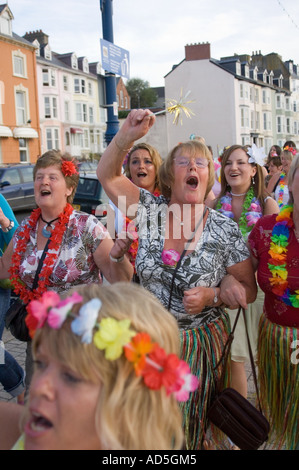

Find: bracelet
<box><xmin>113</xmin><ymin>137</ymin><xmax>132</xmax><ymax>153</ymax></box>
<box><xmin>1</xmin><ymin>220</ymin><xmax>14</xmax><ymax>232</ymax></box>
<box><xmin>109</xmin><ymin>254</ymin><xmax>125</xmax><ymax>263</ymax></box>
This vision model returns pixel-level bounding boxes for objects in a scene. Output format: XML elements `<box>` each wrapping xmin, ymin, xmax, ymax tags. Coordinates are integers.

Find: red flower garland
<box><xmin>9</xmin><ymin>203</ymin><xmax>74</xmax><ymax>304</ymax></box>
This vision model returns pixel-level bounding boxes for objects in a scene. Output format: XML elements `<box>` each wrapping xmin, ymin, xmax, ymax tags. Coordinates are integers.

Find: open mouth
<box><xmin>137</xmin><ymin>172</ymin><xmax>147</xmax><ymax>178</ymax></box>
<box><xmin>41</xmin><ymin>189</ymin><xmax>51</xmax><ymax>196</ymax></box>
<box><xmin>186</xmin><ymin>176</ymin><xmax>198</xmax><ymax>189</ymax></box>
<box><xmin>29</xmin><ymin>412</ymin><xmax>53</xmax><ymax>432</ymax></box>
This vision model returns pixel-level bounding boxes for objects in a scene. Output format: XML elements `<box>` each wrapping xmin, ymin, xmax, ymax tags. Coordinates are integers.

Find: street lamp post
<box><xmin>100</xmin><ymin>0</ymin><xmax>119</xmax><ymax>145</ymax></box>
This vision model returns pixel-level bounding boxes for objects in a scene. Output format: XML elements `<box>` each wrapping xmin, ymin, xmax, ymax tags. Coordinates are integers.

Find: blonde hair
<box><xmin>124</xmin><ymin>143</ymin><xmax>162</xmax><ymax>191</ymax></box>
<box><xmin>218</xmin><ymin>144</ymin><xmax>267</xmax><ymax>212</ymax></box>
<box><xmin>288</xmin><ymin>154</ymin><xmax>299</xmax><ymax>204</ymax></box>
<box><xmin>159</xmin><ymin>140</ymin><xmax>215</xmax><ymax>199</ymax></box>
<box><xmin>34</xmin><ymin>150</ymin><xmax>79</xmax><ymax>203</ymax></box>
<box><xmin>30</xmin><ymin>283</ymin><xmax>184</xmax><ymax>450</ymax></box>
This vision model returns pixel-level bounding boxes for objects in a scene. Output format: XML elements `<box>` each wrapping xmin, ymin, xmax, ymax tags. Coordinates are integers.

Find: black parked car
<box><xmin>0</xmin><ymin>164</ymin><xmax>36</xmax><ymax>211</ymax></box>
<box><xmin>73</xmin><ymin>174</ymin><xmax>110</xmax><ymax>225</ymax></box>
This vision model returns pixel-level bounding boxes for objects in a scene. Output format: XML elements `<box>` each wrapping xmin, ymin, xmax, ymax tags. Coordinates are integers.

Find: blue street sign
<box><xmin>100</xmin><ymin>38</ymin><xmax>130</xmax><ymax>79</ymax></box>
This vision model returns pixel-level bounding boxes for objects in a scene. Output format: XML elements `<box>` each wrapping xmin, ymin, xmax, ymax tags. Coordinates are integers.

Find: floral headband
<box><xmin>283</xmin><ymin>146</ymin><xmax>297</xmax><ymax>156</ymax></box>
<box><xmin>247</xmin><ymin>143</ymin><xmax>266</xmax><ymax>166</ymax></box>
<box><xmin>26</xmin><ymin>291</ymin><xmax>199</xmax><ymax>402</ymax></box>
<box><xmin>61</xmin><ymin>159</ymin><xmax>78</xmax><ymax>176</ymax></box>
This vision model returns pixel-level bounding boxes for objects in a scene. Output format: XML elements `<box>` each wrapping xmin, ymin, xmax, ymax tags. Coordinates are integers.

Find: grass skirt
<box><xmin>258</xmin><ymin>315</ymin><xmax>299</xmax><ymax>450</ymax></box>
<box><xmin>179</xmin><ymin>312</ymin><xmax>230</xmax><ymax>450</ymax></box>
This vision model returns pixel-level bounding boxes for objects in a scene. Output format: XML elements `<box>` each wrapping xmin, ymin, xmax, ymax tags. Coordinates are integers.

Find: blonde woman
<box><xmin>0</xmin><ymin>282</ymin><xmax>187</xmax><ymax>450</ymax></box>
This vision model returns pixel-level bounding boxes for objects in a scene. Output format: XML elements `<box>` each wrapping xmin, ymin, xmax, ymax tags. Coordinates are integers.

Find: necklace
<box><xmin>268</xmin><ymin>204</ymin><xmax>299</xmax><ymax>308</ymax></box>
<box><xmin>277</xmin><ymin>172</ymin><xmax>287</xmax><ymax>208</ymax></box>
<box><xmin>40</xmin><ymin>215</ymin><xmax>60</xmax><ymax>238</ymax></box>
<box><xmin>9</xmin><ymin>203</ymin><xmax>73</xmax><ymax>304</ymax></box>
<box><xmin>216</xmin><ymin>187</ymin><xmax>262</xmax><ymax>240</ymax></box>
<box><xmin>231</xmin><ymin>191</ymin><xmax>247</xmax><ymax>197</ymax></box>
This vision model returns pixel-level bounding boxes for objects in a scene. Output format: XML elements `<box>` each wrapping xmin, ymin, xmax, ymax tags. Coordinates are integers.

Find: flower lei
<box><xmin>277</xmin><ymin>172</ymin><xmax>287</xmax><ymax>208</ymax></box>
<box><xmin>268</xmin><ymin>204</ymin><xmax>299</xmax><ymax>308</ymax></box>
<box><xmin>216</xmin><ymin>187</ymin><xmax>262</xmax><ymax>240</ymax></box>
<box><xmin>26</xmin><ymin>291</ymin><xmax>199</xmax><ymax>401</ymax></box>
<box><xmin>8</xmin><ymin>203</ymin><xmax>74</xmax><ymax>304</ymax></box>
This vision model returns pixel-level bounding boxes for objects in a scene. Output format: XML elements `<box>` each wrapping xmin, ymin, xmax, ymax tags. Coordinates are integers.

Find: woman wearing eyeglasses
<box><xmin>97</xmin><ymin>109</ymin><xmax>257</xmax><ymax>450</ymax></box>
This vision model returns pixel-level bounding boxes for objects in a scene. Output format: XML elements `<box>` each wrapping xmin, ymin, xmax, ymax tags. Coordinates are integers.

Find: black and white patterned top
<box><xmin>135</xmin><ymin>189</ymin><xmax>250</xmax><ymax>330</ymax></box>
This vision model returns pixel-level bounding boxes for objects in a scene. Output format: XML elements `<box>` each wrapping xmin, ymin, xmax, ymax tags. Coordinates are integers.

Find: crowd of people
<box><xmin>0</xmin><ymin>111</ymin><xmax>298</xmax><ymax>451</ymax></box>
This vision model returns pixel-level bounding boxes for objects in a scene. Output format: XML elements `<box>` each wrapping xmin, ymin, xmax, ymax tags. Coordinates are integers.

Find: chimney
<box><xmin>23</xmin><ymin>30</ymin><xmax>49</xmax><ymax>46</ymax></box>
<box><xmin>185</xmin><ymin>43</ymin><xmax>211</xmax><ymax>61</ymax></box>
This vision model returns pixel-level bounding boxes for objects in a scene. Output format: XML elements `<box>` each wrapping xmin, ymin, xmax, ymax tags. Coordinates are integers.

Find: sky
<box><xmin>5</xmin><ymin>0</ymin><xmax>299</xmax><ymax>87</ymax></box>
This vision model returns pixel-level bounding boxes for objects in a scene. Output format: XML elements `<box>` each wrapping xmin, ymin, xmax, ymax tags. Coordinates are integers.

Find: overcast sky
<box><xmin>6</xmin><ymin>0</ymin><xmax>299</xmax><ymax>87</ymax></box>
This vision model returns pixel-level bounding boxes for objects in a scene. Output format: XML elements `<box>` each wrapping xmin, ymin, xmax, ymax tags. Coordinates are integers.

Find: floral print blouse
<box><xmin>13</xmin><ymin>211</ymin><xmax>107</xmax><ymax>295</ymax></box>
<box><xmin>135</xmin><ymin>189</ymin><xmax>250</xmax><ymax>330</ymax></box>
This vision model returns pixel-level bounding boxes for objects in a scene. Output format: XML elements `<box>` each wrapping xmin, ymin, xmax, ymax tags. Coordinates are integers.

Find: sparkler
<box><xmin>153</xmin><ymin>89</ymin><xmax>195</xmax><ymax>125</ymax></box>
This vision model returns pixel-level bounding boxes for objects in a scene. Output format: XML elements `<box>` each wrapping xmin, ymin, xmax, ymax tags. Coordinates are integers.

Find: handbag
<box><xmin>5</xmin><ymin>239</ymin><xmax>50</xmax><ymax>342</ymax></box>
<box><xmin>207</xmin><ymin>306</ymin><xmax>270</xmax><ymax>450</ymax></box>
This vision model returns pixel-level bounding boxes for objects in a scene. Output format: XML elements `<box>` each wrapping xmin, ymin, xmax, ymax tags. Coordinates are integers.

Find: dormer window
<box><xmin>32</xmin><ymin>39</ymin><xmax>40</xmax><ymax>57</ymax></box>
<box><xmin>0</xmin><ymin>5</ymin><xmax>13</xmax><ymax>37</ymax></box>
<box><xmin>263</xmin><ymin>70</ymin><xmax>268</xmax><ymax>83</ymax></box>
<box><xmin>44</xmin><ymin>44</ymin><xmax>52</xmax><ymax>61</ymax></box>
<box><xmin>71</xmin><ymin>53</ymin><xmax>78</xmax><ymax>70</ymax></box>
<box><xmin>244</xmin><ymin>64</ymin><xmax>249</xmax><ymax>78</ymax></box>
<box><xmin>236</xmin><ymin>62</ymin><xmax>241</xmax><ymax>75</ymax></box>
<box><xmin>83</xmin><ymin>57</ymin><xmax>89</xmax><ymax>74</ymax></box>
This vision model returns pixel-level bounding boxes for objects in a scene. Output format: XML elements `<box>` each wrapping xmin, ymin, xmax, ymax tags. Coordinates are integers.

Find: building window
<box><xmin>63</xmin><ymin>75</ymin><xmax>69</xmax><ymax>91</ymax></box>
<box><xmin>277</xmin><ymin>116</ymin><xmax>285</xmax><ymax>134</ymax></box>
<box><xmin>88</xmin><ymin>82</ymin><xmax>93</xmax><ymax>97</ymax></box>
<box><xmin>286</xmin><ymin>118</ymin><xmax>291</xmax><ymax>134</ymax></box>
<box><xmin>44</xmin><ymin>45</ymin><xmax>52</xmax><ymax>61</ymax></box>
<box><xmin>43</xmin><ymin>69</ymin><xmax>56</xmax><ymax>87</ymax></box>
<box><xmin>19</xmin><ymin>138</ymin><xmax>28</xmax><ymax>162</ymax></box>
<box><xmin>46</xmin><ymin>128</ymin><xmax>59</xmax><ymax>150</ymax></box>
<box><xmin>16</xmin><ymin>91</ymin><xmax>26</xmax><ymax>125</ymax></box>
<box><xmin>263</xmin><ymin>112</ymin><xmax>272</xmax><ymax>131</ymax></box>
<box><xmin>89</xmin><ymin>106</ymin><xmax>94</xmax><ymax>124</ymax></box>
<box><xmin>65</xmin><ymin>131</ymin><xmax>70</xmax><ymax>146</ymax></box>
<box><xmin>44</xmin><ymin>97</ymin><xmax>58</xmax><ymax>119</ymax></box>
<box><xmin>74</xmin><ymin>78</ymin><xmax>86</xmax><ymax>94</ymax></box>
<box><xmin>64</xmin><ymin>101</ymin><xmax>70</xmax><ymax>121</ymax></box>
<box><xmin>75</xmin><ymin>103</ymin><xmax>87</xmax><ymax>122</ymax></box>
<box><xmin>71</xmin><ymin>54</ymin><xmax>78</xmax><ymax>70</ymax></box>
<box><xmin>83</xmin><ymin>129</ymin><xmax>89</xmax><ymax>148</ymax></box>
<box><xmin>240</xmin><ymin>107</ymin><xmax>249</xmax><ymax>128</ymax></box>
<box><xmin>13</xmin><ymin>51</ymin><xmax>27</xmax><ymax>78</ymax></box>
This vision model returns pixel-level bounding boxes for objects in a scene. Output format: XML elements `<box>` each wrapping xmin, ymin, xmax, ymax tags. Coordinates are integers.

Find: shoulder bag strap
<box><xmin>167</xmin><ymin>206</ymin><xmax>208</xmax><ymax>311</ymax></box>
<box><xmin>214</xmin><ymin>306</ymin><xmax>263</xmax><ymax>411</ymax></box>
<box><xmin>31</xmin><ymin>238</ymin><xmax>51</xmax><ymax>291</ymax></box>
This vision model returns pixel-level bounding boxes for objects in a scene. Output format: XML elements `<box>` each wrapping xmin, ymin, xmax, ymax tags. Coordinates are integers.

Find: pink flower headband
<box><xmin>61</xmin><ymin>159</ymin><xmax>79</xmax><ymax>176</ymax></box>
<box><xmin>283</xmin><ymin>146</ymin><xmax>297</xmax><ymax>156</ymax></box>
<box><xmin>26</xmin><ymin>291</ymin><xmax>199</xmax><ymax>402</ymax></box>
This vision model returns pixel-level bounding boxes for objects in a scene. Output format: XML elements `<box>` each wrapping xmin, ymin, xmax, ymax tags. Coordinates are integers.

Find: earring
<box><xmin>252</xmin><ymin>176</ymin><xmax>255</xmax><ymax>185</ymax></box>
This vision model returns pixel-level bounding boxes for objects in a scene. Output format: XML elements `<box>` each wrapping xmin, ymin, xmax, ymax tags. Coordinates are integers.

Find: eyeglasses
<box><xmin>174</xmin><ymin>157</ymin><xmax>209</xmax><ymax>169</ymax></box>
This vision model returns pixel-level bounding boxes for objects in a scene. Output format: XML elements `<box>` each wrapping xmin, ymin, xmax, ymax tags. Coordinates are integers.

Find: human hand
<box><xmin>220</xmin><ymin>274</ymin><xmax>248</xmax><ymax>309</ymax></box>
<box><xmin>117</xmin><ymin>109</ymin><xmax>155</xmax><ymax>146</ymax></box>
<box><xmin>109</xmin><ymin>232</ymin><xmax>133</xmax><ymax>260</ymax></box>
<box><xmin>183</xmin><ymin>286</ymin><xmax>211</xmax><ymax>314</ymax></box>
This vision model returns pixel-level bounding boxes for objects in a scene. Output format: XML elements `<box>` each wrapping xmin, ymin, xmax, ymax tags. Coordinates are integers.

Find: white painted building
<box><xmin>163</xmin><ymin>43</ymin><xmax>299</xmax><ymax>158</ymax></box>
